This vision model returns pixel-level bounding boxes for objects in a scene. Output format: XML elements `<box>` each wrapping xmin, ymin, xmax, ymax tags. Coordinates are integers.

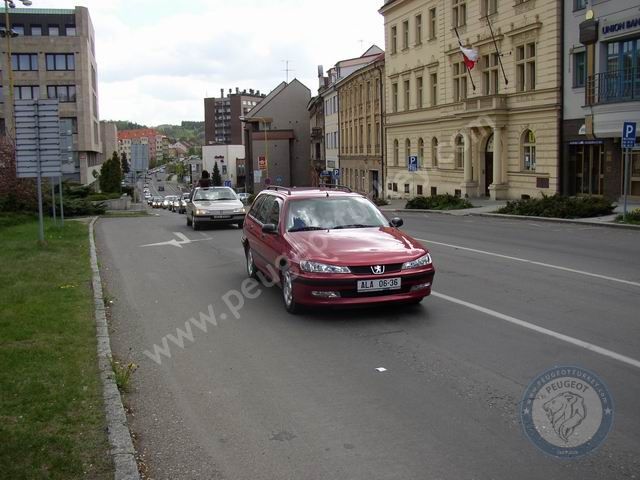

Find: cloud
<box><xmin>26</xmin><ymin>0</ymin><xmax>385</xmax><ymax>127</ymax></box>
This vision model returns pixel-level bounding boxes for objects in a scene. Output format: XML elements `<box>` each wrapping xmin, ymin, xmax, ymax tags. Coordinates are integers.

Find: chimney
<box><xmin>228</xmin><ymin>88</ymin><xmax>232</xmax><ymax>95</ymax></box>
<box><xmin>250</xmin><ymin>89</ymin><xmax>254</xmax><ymax>95</ymax></box>
<box><xmin>220</xmin><ymin>88</ymin><xmax>224</xmax><ymax>98</ymax></box>
<box><xmin>256</xmin><ymin>90</ymin><xmax>260</xmax><ymax>95</ymax></box>
<box><xmin>235</xmin><ymin>87</ymin><xmax>239</xmax><ymax>94</ymax></box>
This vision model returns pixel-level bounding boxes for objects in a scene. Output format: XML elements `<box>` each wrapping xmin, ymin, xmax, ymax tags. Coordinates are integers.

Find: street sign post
<box><xmin>223</xmin><ymin>180</ymin><xmax>232</xmax><ymax>187</ymax></box>
<box><xmin>408</xmin><ymin>155</ymin><xmax>418</xmax><ymax>172</ymax></box>
<box><xmin>622</xmin><ymin>122</ymin><xmax>636</xmax><ymax>221</ymax></box>
<box><xmin>15</xmin><ymin>99</ymin><xmax>62</xmax><ymax>242</ymax></box>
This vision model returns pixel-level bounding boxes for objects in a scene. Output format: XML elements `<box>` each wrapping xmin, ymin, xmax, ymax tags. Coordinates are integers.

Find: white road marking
<box><xmin>431</xmin><ymin>291</ymin><xmax>640</xmax><ymax>370</ymax></box>
<box><xmin>418</xmin><ymin>238</ymin><xmax>640</xmax><ymax>288</ymax></box>
<box><xmin>140</xmin><ymin>232</ymin><xmax>213</xmax><ymax>248</ymax></box>
<box><xmin>375</xmin><ymin>367</ymin><xmax>388</xmax><ymax>372</ymax></box>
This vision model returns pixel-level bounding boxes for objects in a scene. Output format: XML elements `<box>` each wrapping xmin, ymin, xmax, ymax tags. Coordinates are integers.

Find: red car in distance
<box><xmin>241</xmin><ymin>186</ymin><xmax>435</xmax><ymax>313</ymax></box>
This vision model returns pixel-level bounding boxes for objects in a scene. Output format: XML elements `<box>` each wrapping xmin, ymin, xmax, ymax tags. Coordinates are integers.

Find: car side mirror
<box><xmin>390</xmin><ymin>217</ymin><xmax>404</xmax><ymax>228</ymax></box>
<box><xmin>262</xmin><ymin>223</ymin><xmax>277</xmax><ymax>234</ymax></box>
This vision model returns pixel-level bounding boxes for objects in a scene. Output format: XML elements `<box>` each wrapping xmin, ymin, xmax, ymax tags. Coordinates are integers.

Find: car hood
<box><xmin>285</xmin><ymin>227</ymin><xmax>426</xmax><ymax>265</ymax></box>
<box><xmin>192</xmin><ymin>200</ymin><xmax>243</xmax><ymax>210</ymax></box>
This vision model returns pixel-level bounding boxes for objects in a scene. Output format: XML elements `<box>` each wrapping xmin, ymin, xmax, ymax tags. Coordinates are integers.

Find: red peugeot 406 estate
<box><xmin>241</xmin><ymin>186</ymin><xmax>435</xmax><ymax>313</ymax></box>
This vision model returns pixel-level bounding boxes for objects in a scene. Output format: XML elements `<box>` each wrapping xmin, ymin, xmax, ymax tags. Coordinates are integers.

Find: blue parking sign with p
<box><xmin>622</xmin><ymin>122</ymin><xmax>636</xmax><ymax>149</ymax></box>
<box><xmin>408</xmin><ymin>155</ymin><xmax>418</xmax><ymax>172</ymax></box>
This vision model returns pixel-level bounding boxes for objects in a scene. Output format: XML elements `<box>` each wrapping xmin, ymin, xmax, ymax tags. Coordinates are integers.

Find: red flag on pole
<box><xmin>460</xmin><ymin>45</ymin><xmax>479</xmax><ymax>71</ymax></box>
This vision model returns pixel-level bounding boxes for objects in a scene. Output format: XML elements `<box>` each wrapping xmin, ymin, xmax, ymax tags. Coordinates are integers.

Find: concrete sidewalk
<box><xmin>379</xmin><ymin>197</ymin><xmax>640</xmax><ymax>229</ymax></box>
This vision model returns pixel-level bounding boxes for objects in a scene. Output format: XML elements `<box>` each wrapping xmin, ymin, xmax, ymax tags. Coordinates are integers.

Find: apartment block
<box><xmin>118</xmin><ymin>128</ymin><xmax>165</xmax><ymax>167</ymax></box>
<box><xmin>204</xmin><ymin>88</ymin><xmax>266</xmax><ymax>145</ymax></box>
<box><xmin>0</xmin><ymin>6</ymin><xmax>101</xmax><ymax>185</ymax></box>
<box><xmin>337</xmin><ymin>53</ymin><xmax>385</xmax><ymax>197</ymax></box>
<box><xmin>379</xmin><ymin>0</ymin><xmax>562</xmax><ymax>200</ymax></box>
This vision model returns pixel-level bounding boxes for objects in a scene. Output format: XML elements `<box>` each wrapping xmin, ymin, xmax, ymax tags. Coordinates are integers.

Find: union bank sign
<box><xmin>602</xmin><ymin>15</ymin><xmax>640</xmax><ymax>38</ymax></box>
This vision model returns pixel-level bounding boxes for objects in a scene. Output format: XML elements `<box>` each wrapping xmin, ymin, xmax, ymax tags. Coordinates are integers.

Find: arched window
<box><xmin>455</xmin><ymin>134</ymin><xmax>465</xmax><ymax>169</ymax></box>
<box><xmin>393</xmin><ymin>139</ymin><xmax>399</xmax><ymax>166</ymax></box>
<box><xmin>522</xmin><ymin>129</ymin><xmax>536</xmax><ymax>171</ymax></box>
<box><xmin>418</xmin><ymin>138</ymin><xmax>424</xmax><ymax>167</ymax></box>
<box><xmin>405</xmin><ymin>138</ymin><xmax>411</xmax><ymax>165</ymax></box>
<box><xmin>432</xmin><ymin>137</ymin><xmax>439</xmax><ymax>167</ymax></box>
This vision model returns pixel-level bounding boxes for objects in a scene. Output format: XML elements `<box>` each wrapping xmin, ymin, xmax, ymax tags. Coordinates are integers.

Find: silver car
<box><xmin>186</xmin><ymin>187</ymin><xmax>246</xmax><ymax>230</ymax></box>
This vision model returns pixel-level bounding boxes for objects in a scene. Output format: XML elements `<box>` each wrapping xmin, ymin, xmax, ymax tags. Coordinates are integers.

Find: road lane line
<box><xmin>418</xmin><ymin>238</ymin><xmax>640</xmax><ymax>288</ymax></box>
<box><xmin>431</xmin><ymin>291</ymin><xmax>640</xmax><ymax>370</ymax></box>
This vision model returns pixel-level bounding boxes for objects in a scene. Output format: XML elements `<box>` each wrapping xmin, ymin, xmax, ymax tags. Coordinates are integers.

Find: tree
<box><xmin>99</xmin><ymin>151</ymin><xmax>122</xmax><ymax>193</ymax></box>
<box><xmin>120</xmin><ymin>151</ymin><xmax>130</xmax><ymax>175</ymax></box>
<box><xmin>212</xmin><ymin>162</ymin><xmax>222</xmax><ymax>186</ymax></box>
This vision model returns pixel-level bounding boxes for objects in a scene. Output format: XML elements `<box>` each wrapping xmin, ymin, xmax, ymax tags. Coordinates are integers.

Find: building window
<box><xmin>30</xmin><ymin>25</ymin><xmax>42</xmax><ymax>36</ymax></box>
<box><xmin>402</xmin><ymin>20</ymin><xmax>409</xmax><ymax>49</ymax></box>
<box><xmin>418</xmin><ymin>138</ymin><xmax>424</xmax><ymax>165</ymax></box>
<box><xmin>429</xmin><ymin>8</ymin><xmax>437</xmax><ymax>39</ymax></box>
<box><xmin>47</xmin><ymin>85</ymin><xmax>76</xmax><ymax>102</ymax></box>
<box><xmin>12</xmin><ymin>53</ymin><xmax>38</xmax><ymax>71</ymax></box>
<box><xmin>393</xmin><ymin>139</ymin><xmax>399</xmax><ymax>166</ymax></box>
<box><xmin>453</xmin><ymin>0</ymin><xmax>466</xmax><ymax>28</ymax></box>
<box><xmin>573</xmin><ymin>51</ymin><xmax>586</xmax><ymax>88</ymax></box>
<box><xmin>392</xmin><ymin>83</ymin><xmax>398</xmax><ymax>112</ymax></box>
<box><xmin>15</xmin><ymin>85</ymin><xmax>39</xmax><ymax>100</ymax></box>
<box><xmin>430</xmin><ymin>73</ymin><xmax>438</xmax><ymax>105</ymax></box>
<box><xmin>522</xmin><ymin>130</ymin><xmax>536</xmax><ymax>171</ymax></box>
<box><xmin>574</xmin><ymin>0</ymin><xmax>587</xmax><ymax>10</ymax></box>
<box><xmin>431</xmin><ymin>137</ymin><xmax>439</xmax><ymax>167</ymax></box>
<box><xmin>62</xmin><ymin>116</ymin><xmax>78</xmax><ymax>134</ymax></box>
<box><xmin>516</xmin><ymin>43</ymin><xmax>536</xmax><ymax>92</ymax></box>
<box><xmin>417</xmin><ymin>185</ymin><xmax>423</xmax><ymax>195</ymax></box>
<box><xmin>391</xmin><ymin>26</ymin><xmax>397</xmax><ymax>54</ymax></box>
<box><xmin>415</xmin><ymin>14</ymin><xmax>422</xmax><ymax>45</ymax></box>
<box><xmin>393</xmin><ymin>183</ymin><xmax>398</xmax><ymax>192</ymax></box>
<box><xmin>46</xmin><ymin>53</ymin><xmax>75</xmax><ymax>71</ymax></box>
<box><xmin>48</xmin><ymin>25</ymin><xmax>59</xmax><ymax>36</ymax></box>
<box><xmin>12</xmin><ymin>25</ymin><xmax>24</xmax><ymax>35</ymax></box>
<box><xmin>404</xmin><ymin>79</ymin><xmax>410</xmax><ymax>110</ymax></box>
<box><xmin>416</xmin><ymin>76</ymin><xmax>423</xmax><ymax>108</ymax></box>
<box><xmin>482</xmin><ymin>0</ymin><xmax>497</xmax><ymax>16</ymax></box>
<box><xmin>65</xmin><ymin>25</ymin><xmax>76</xmax><ymax>36</ymax></box>
<box><xmin>482</xmin><ymin>53</ymin><xmax>499</xmax><ymax>95</ymax></box>
<box><xmin>367</xmin><ymin>123</ymin><xmax>371</xmax><ymax>152</ymax></box>
<box><xmin>453</xmin><ymin>62</ymin><xmax>467</xmax><ymax>101</ymax></box>
<box><xmin>455</xmin><ymin>134</ymin><xmax>465</xmax><ymax>169</ymax></box>
<box><xmin>404</xmin><ymin>184</ymin><xmax>410</xmax><ymax>194</ymax></box>
<box><xmin>405</xmin><ymin>139</ymin><xmax>411</xmax><ymax>165</ymax></box>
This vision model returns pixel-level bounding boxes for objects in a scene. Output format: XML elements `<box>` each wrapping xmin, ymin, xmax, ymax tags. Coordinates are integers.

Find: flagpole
<box><xmin>454</xmin><ymin>27</ymin><xmax>476</xmax><ymax>91</ymax></box>
<box><xmin>485</xmin><ymin>15</ymin><xmax>509</xmax><ymax>85</ymax></box>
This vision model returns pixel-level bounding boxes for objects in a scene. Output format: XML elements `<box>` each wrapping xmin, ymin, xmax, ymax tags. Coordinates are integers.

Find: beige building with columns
<box><xmin>336</xmin><ymin>53</ymin><xmax>385</xmax><ymax>198</ymax></box>
<box><xmin>379</xmin><ymin>0</ymin><xmax>562</xmax><ymax>200</ymax></box>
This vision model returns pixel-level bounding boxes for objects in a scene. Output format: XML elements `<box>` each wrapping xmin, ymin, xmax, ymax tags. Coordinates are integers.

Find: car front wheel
<box><xmin>186</xmin><ymin>214</ymin><xmax>192</xmax><ymax>226</ymax></box>
<box><xmin>282</xmin><ymin>269</ymin><xmax>301</xmax><ymax>314</ymax></box>
<box><xmin>192</xmin><ymin>215</ymin><xmax>199</xmax><ymax>230</ymax></box>
<box><xmin>246</xmin><ymin>248</ymin><xmax>257</xmax><ymax>279</ymax></box>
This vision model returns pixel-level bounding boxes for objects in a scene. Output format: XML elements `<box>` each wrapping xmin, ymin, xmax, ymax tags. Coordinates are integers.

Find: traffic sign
<box><xmin>408</xmin><ymin>155</ymin><xmax>418</xmax><ymax>172</ymax></box>
<box><xmin>333</xmin><ymin>168</ymin><xmax>340</xmax><ymax>177</ymax></box>
<box><xmin>223</xmin><ymin>180</ymin><xmax>232</xmax><ymax>187</ymax></box>
<box><xmin>264</xmin><ymin>177</ymin><xmax>271</xmax><ymax>185</ymax></box>
<box><xmin>622</xmin><ymin>122</ymin><xmax>636</xmax><ymax>149</ymax></box>
<box><xmin>320</xmin><ymin>170</ymin><xmax>332</xmax><ymax>177</ymax></box>
<box><xmin>276</xmin><ymin>175</ymin><xmax>283</xmax><ymax>184</ymax></box>
<box><xmin>258</xmin><ymin>155</ymin><xmax>267</xmax><ymax>169</ymax></box>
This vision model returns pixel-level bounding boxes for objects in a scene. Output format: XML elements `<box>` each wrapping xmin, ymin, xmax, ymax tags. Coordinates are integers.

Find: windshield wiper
<box><xmin>332</xmin><ymin>224</ymin><xmax>376</xmax><ymax>229</ymax></box>
<box><xmin>288</xmin><ymin>226</ymin><xmax>326</xmax><ymax>232</ymax></box>
<box><xmin>210</xmin><ymin>198</ymin><xmax>236</xmax><ymax>201</ymax></box>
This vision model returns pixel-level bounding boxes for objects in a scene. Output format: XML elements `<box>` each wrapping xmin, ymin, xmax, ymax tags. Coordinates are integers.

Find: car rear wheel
<box><xmin>282</xmin><ymin>270</ymin><xmax>301</xmax><ymax>314</ymax></box>
<box><xmin>246</xmin><ymin>248</ymin><xmax>257</xmax><ymax>279</ymax></box>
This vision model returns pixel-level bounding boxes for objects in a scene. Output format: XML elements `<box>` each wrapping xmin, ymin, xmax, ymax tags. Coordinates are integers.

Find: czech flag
<box><xmin>460</xmin><ymin>45</ymin><xmax>479</xmax><ymax>71</ymax></box>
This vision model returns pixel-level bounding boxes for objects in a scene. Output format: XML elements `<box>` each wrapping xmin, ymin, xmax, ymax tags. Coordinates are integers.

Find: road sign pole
<box><xmin>50</xmin><ymin>177</ymin><xmax>56</xmax><ymax>224</ymax></box>
<box><xmin>34</xmin><ymin>102</ymin><xmax>45</xmax><ymax>243</ymax></box>
<box><xmin>623</xmin><ymin>148</ymin><xmax>629</xmax><ymax>222</ymax></box>
<box><xmin>58</xmin><ymin>175</ymin><xmax>64</xmax><ymax>226</ymax></box>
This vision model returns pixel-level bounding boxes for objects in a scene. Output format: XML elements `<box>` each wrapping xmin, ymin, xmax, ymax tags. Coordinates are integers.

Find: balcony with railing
<box><xmin>586</xmin><ymin>68</ymin><xmax>640</xmax><ymax>106</ymax></box>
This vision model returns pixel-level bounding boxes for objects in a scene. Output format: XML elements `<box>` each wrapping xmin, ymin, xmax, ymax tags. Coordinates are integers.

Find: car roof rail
<box><xmin>318</xmin><ymin>184</ymin><xmax>352</xmax><ymax>193</ymax></box>
<box><xmin>265</xmin><ymin>186</ymin><xmax>292</xmax><ymax>195</ymax></box>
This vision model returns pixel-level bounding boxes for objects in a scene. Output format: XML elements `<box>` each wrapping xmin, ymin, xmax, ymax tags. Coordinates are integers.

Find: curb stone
<box><xmin>89</xmin><ymin>217</ymin><xmax>140</xmax><ymax>480</ymax></box>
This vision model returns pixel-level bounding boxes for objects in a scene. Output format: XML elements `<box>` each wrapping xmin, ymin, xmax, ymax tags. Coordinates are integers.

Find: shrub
<box><xmin>373</xmin><ymin>197</ymin><xmax>389</xmax><ymax>206</ymax></box>
<box><xmin>0</xmin><ymin>213</ymin><xmax>36</xmax><ymax>229</ymax></box>
<box><xmin>497</xmin><ymin>194</ymin><xmax>615</xmax><ymax>218</ymax></box>
<box><xmin>405</xmin><ymin>194</ymin><xmax>473</xmax><ymax>210</ymax></box>
<box><xmin>616</xmin><ymin>208</ymin><xmax>640</xmax><ymax>225</ymax></box>
<box><xmin>87</xmin><ymin>193</ymin><xmax>121</xmax><ymax>202</ymax></box>
<box><xmin>58</xmin><ymin>198</ymin><xmax>106</xmax><ymax>216</ymax></box>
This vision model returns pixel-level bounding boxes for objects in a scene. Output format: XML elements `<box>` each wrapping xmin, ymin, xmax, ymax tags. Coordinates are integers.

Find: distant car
<box><xmin>158</xmin><ymin>185</ymin><xmax>164</xmax><ymax>192</ymax></box>
<box><xmin>171</xmin><ymin>196</ymin><xmax>181</xmax><ymax>212</ymax></box>
<box><xmin>144</xmin><ymin>192</ymin><xmax>151</xmax><ymax>200</ymax></box>
<box><xmin>163</xmin><ymin>195</ymin><xmax>177</xmax><ymax>209</ymax></box>
<box><xmin>237</xmin><ymin>193</ymin><xmax>251</xmax><ymax>204</ymax></box>
<box><xmin>178</xmin><ymin>193</ymin><xmax>190</xmax><ymax>214</ymax></box>
<box><xmin>152</xmin><ymin>196</ymin><xmax>163</xmax><ymax>208</ymax></box>
<box><xmin>147</xmin><ymin>196</ymin><xmax>154</xmax><ymax>206</ymax></box>
<box><xmin>186</xmin><ymin>187</ymin><xmax>246</xmax><ymax>230</ymax></box>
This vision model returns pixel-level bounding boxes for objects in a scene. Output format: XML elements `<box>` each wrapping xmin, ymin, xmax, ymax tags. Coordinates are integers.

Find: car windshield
<box><xmin>286</xmin><ymin>196</ymin><xmax>388</xmax><ymax>232</ymax></box>
<box><xmin>192</xmin><ymin>188</ymin><xmax>238</xmax><ymax>201</ymax></box>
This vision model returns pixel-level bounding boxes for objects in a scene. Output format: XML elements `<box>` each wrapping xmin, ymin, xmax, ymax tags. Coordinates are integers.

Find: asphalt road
<box><xmin>96</xmin><ymin>206</ymin><xmax>640</xmax><ymax>480</ymax></box>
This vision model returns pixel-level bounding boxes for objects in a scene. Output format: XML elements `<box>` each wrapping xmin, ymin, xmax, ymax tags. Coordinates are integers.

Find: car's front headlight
<box><xmin>402</xmin><ymin>253</ymin><xmax>432</xmax><ymax>270</ymax></box>
<box><xmin>196</xmin><ymin>209</ymin><xmax>209</xmax><ymax>215</ymax></box>
<box><xmin>233</xmin><ymin>207</ymin><xmax>246</xmax><ymax>214</ymax></box>
<box><xmin>300</xmin><ymin>261</ymin><xmax>351</xmax><ymax>274</ymax></box>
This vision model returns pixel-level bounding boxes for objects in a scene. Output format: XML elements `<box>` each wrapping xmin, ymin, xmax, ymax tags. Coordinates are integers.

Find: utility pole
<box><xmin>282</xmin><ymin>60</ymin><xmax>294</xmax><ymax>83</ymax></box>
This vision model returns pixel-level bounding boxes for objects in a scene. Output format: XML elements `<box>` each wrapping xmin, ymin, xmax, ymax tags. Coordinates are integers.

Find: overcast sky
<box><xmin>31</xmin><ymin>0</ymin><xmax>385</xmax><ymax>126</ymax></box>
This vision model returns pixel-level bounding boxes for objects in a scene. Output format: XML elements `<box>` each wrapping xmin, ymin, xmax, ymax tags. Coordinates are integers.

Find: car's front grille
<box><xmin>340</xmin><ymin>285</ymin><xmax>413</xmax><ymax>298</ymax></box>
<box><xmin>349</xmin><ymin>263</ymin><xmax>403</xmax><ymax>275</ymax></box>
